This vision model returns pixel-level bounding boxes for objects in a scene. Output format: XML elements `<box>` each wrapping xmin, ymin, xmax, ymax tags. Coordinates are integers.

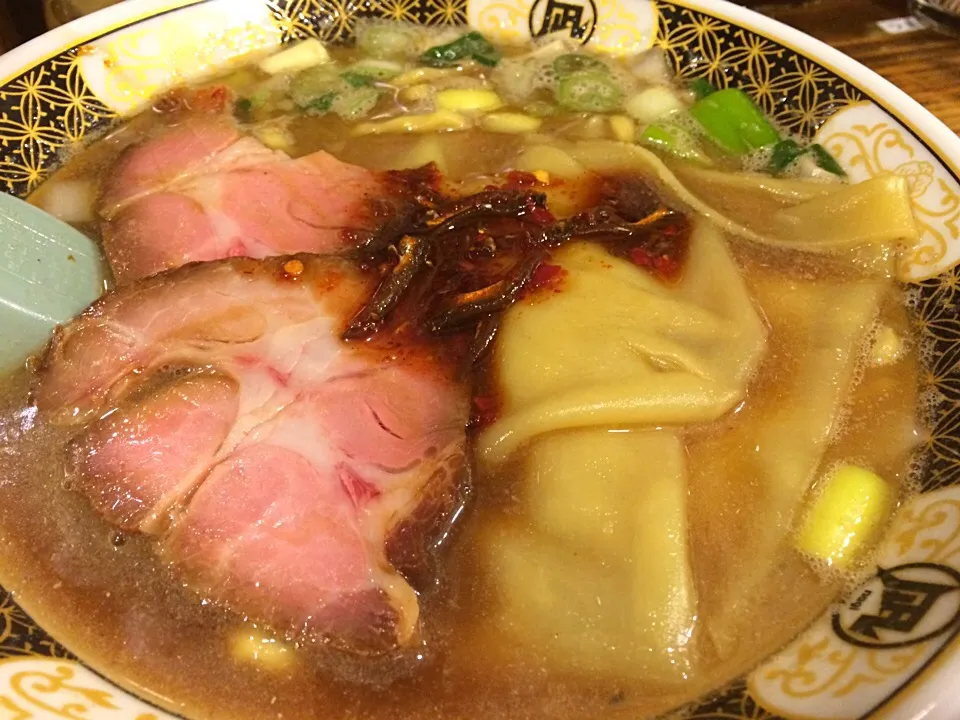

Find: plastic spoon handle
<box><xmin>0</xmin><ymin>192</ymin><xmax>105</xmax><ymax>370</ymax></box>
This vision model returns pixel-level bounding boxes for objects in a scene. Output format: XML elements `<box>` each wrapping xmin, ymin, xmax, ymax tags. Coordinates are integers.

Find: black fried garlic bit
<box><xmin>548</xmin><ymin>206</ymin><xmax>680</xmax><ymax>245</ymax></box>
<box><xmin>427</xmin><ymin>252</ymin><xmax>546</xmax><ymax>334</ymax></box>
<box><xmin>459</xmin><ymin>315</ymin><xmax>502</xmax><ymax>379</ymax></box>
<box><xmin>426</xmin><ymin>190</ymin><xmax>548</xmax><ymax>232</ymax></box>
<box><xmin>342</xmin><ymin>187</ymin><xmax>552</xmax><ymax>342</ymax></box>
<box><xmin>343</xmin><ymin>236</ymin><xmax>430</xmax><ymax>340</ymax></box>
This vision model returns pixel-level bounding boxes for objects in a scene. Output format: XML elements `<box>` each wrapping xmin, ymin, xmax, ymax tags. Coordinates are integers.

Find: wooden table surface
<box><xmin>759</xmin><ymin>0</ymin><xmax>960</xmax><ymax>133</ymax></box>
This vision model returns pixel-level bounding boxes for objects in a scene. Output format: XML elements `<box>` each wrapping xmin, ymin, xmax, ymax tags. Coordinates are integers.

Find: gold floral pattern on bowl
<box><xmin>2</xmin><ymin>1</ymin><xmax>960</xmax><ymax>718</ymax></box>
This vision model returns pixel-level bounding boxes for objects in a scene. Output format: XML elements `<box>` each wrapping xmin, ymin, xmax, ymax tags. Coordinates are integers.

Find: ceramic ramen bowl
<box><xmin>2</xmin><ymin>0</ymin><xmax>960</xmax><ymax>718</ymax></box>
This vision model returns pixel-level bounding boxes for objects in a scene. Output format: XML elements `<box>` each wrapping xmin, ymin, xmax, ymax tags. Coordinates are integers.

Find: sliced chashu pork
<box><xmin>98</xmin><ymin>117</ymin><xmax>397</xmax><ymax>283</ymax></box>
<box><xmin>36</xmin><ymin>255</ymin><xmax>469</xmax><ymax>650</ymax></box>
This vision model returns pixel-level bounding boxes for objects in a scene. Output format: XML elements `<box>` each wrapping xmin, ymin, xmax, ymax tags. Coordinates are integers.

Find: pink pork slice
<box><xmin>98</xmin><ymin>117</ymin><xmax>392</xmax><ymax>283</ymax></box>
<box><xmin>36</xmin><ymin>255</ymin><xmax>469</xmax><ymax>650</ymax></box>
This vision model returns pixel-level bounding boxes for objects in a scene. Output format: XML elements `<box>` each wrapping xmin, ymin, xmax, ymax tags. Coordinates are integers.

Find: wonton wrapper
<box><xmin>521</xmin><ymin>140</ymin><xmax>919</xmax><ymax>278</ymax></box>
<box><xmin>691</xmin><ymin>274</ymin><xmax>884</xmax><ymax>655</ymax></box>
<box><xmin>477</xmin><ymin>221</ymin><xmax>767</xmax><ymax>466</ymax></box>
<box><xmin>478</xmin><ymin>150</ymin><xmax>897</xmax><ymax>680</ymax></box>
<box><xmin>669</xmin><ymin>164</ymin><xmax>916</xmax><ymax>276</ymax></box>
<box><xmin>482</xmin><ymin>429</ymin><xmax>696</xmax><ymax>684</ymax></box>
<box><xmin>476</xmin><ymin>223</ymin><xmax>761</xmax><ymax>683</ymax></box>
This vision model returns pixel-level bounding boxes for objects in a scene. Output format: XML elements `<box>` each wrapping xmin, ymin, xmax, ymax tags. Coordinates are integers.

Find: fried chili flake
<box><xmin>526</xmin><ymin>263</ymin><xmax>565</xmax><ymax>292</ymax></box>
<box><xmin>154</xmin><ymin>85</ymin><xmax>231</xmax><ymax>116</ymax></box>
<box><xmin>628</xmin><ymin>245</ymin><xmax>684</xmax><ymax>282</ymax></box>
<box><xmin>470</xmin><ymin>395</ymin><xmax>499</xmax><ymax>429</ymax></box>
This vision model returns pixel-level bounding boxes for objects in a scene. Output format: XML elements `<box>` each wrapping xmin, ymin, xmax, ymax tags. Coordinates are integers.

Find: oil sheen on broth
<box><xmin>0</xmin><ymin>25</ymin><xmax>926</xmax><ymax>720</ymax></box>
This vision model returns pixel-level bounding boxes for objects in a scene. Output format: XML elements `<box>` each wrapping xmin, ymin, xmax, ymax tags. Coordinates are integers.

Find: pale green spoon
<box><xmin>0</xmin><ymin>192</ymin><xmax>106</xmax><ymax>371</ymax></box>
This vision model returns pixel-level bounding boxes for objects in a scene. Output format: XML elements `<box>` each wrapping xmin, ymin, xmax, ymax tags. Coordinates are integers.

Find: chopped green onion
<box><xmin>420</xmin><ymin>32</ymin><xmax>501</xmax><ymax>68</ymax></box>
<box><xmin>333</xmin><ymin>86</ymin><xmax>380</xmax><ymax>120</ymax></box>
<box><xmin>346</xmin><ymin>59</ymin><xmax>404</xmax><ymax>80</ymax></box>
<box><xmin>290</xmin><ymin>62</ymin><xmax>385</xmax><ymax>119</ymax></box>
<box><xmin>768</xmin><ymin>138</ymin><xmax>847</xmax><ymax>177</ymax></box>
<box><xmin>289</xmin><ymin>65</ymin><xmax>339</xmax><ymax>109</ymax></box>
<box><xmin>357</xmin><ymin>24</ymin><xmax>418</xmax><ymax>59</ymax></box>
<box><xmin>523</xmin><ymin>100</ymin><xmax>557</xmax><ymax>117</ymax></box>
<box><xmin>555</xmin><ymin>70</ymin><xmax>623</xmax><ymax>112</ymax></box>
<box><xmin>769</xmin><ymin>138</ymin><xmax>806</xmax><ymax>173</ymax></box>
<box><xmin>553</xmin><ymin>53</ymin><xmax>608</xmax><ymax>76</ymax></box>
<box><xmin>690</xmin><ymin>77</ymin><xmax>716</xmax><ymax>100</ymax></box>
<box><xmin>810</xmin><ymin>143</ymin><xmax>846</xmax><ymax>176</ymax></box>
<box><xmin>639</xmin><ymin>123</ymin><xmax>709</xmax><ymax>163</ymax></box>
<box><xmin>689</xmin><ymin>88</ymin><xmax>779</xmax><ymax>155</ymax></box>
<box><xmin>249</xmin><ymin>87</ymin><xmax>271</xmax><ymax>108</ymax></box>
<box><xmin>639</xmin><ymin>123</ymin><xmax>675</xmax><ymax>148</ymax></box>
<box><xmin>248</xmin><ymin>75</ymin><xmax>289</xmax><ymax>109</ymax></box>
<box><xmin>341</xmin><ymin>71</ymin><xmax>375</xmax><ymax>88</ymax></box>
<box><xmin>303</xmin><ymin>92</ymin><xmax>336</xmax><ymax>115</ymax></box>
<box><xmin>234</xmin><ymin>97</ymin><xmax>253</xmax><ymax>122</ymax></box>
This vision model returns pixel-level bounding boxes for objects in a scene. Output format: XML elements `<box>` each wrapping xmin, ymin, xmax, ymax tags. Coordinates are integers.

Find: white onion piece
<box><xmin>630</xmin><ymin>48</ymin><xmax>671</xmax><ymax>85</ymax></box>
<box><xmin>624</xmin><ymin>86</ymin><xmax>685</xmax><ymax>124</ymax></box>
<box><xmin>528</xmin><ymin>36</ymin><xmax>574</xmax><ymax>58</ymax></box>
<box><xmin>38</xmin><ymin>179</ymin><xmax>97</xmax><ymax>224</ymax></box>
<box><xmin>794</xmin><ymin>153</ymin><xmax>845</xmax><ymax>183</ymax></box>
<box><xmin>259</xmin><ymin>39</ymin><xmax>330</xmax><ymax>75</ymax></box>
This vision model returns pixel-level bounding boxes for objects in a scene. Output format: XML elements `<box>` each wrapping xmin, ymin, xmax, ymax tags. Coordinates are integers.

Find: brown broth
<box><xmin>1</xmin><ymin>40</ymin><xmax>924</xmax><ymax>720</ymax></box>
<box><xmin>0</xmin><ymin>258</ymin><xmax>920</xmax><ymax>720</ymax></box>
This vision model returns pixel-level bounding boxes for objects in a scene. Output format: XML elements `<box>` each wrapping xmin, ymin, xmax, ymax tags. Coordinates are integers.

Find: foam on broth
<box><xmin>3</xmin><ymin>40</ymin><xmax>926</xmax><ymax>720</ymax></box>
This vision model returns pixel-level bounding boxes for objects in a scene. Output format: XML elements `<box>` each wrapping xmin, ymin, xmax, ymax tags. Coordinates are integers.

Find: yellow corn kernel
<box><xmin>252</xmin><ymin>124</ymin><xmax>294</xmax><ymax>152</ymax></box>
<box><xmin>398</xmin><ymin>83</ymin><xmax>434</xmax><ymax>104</ymax></box>
<box><xmin>222</xmin><ymin>68</ymin><xmax>259</xmax><ymax>94</ymax></box>
<box><xmin>480</xmin><ymin>112</ymin><xmax>542</xmax><ymax>134</ymax></box>
<box><xmin>871</xmin><ymin>326</ymin><xmax>904</xmax><ymax>366</ymax></box>
<box><xmin>577</xmin><ymin>115</ymin><xmax>609</xmax><ymax>140</ymax></box>
<box><xmin>514</xmin><ymin>144</ymin><xmax>584</xmax><ymax>179</ymax></box>
<box><xmin>609</xmin><ymin>114</ymin><xmax>636</xmax><ymax>143</ymax></box>
<box><xmin>391</xmin><ymin>67</ymin><xmax>462</xmax><ymax>87</ymax></box>
<box><xmin>352</xmin><ymin>110</ymin><xmax>471</xmax><ymax>136</ymax></box>
<box><xmin>259</xmin><ymin>39</ymin><xmax>330</xmax><ymax>76</ymax></box>
<box><xmin>394</xmin><ymin>136</ymin><xmax>449</xmax><ymax>174</ymax></box>
<box><xmin>532</xmin><ymin>170</ymin><xmax>551</xmax><ymax>184</ymax></box>
<box><xmin>231</xmin><ymin>627</ymin><xmax>295</xmax><ymax>671</ymax></box>
<box><xmin>796</xmin><ymin>464</ymin><xmax>894</xmax><ymax>569</ymax></box>
<box><xmin>435</xmin><ymin>89</ymin><xmax>504</xmax><ymax>114</ymax></box>
<box><xmin>524</xmin><ymin>132</ymin><xmax>554</xmax><ymax>145</ymax></box>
